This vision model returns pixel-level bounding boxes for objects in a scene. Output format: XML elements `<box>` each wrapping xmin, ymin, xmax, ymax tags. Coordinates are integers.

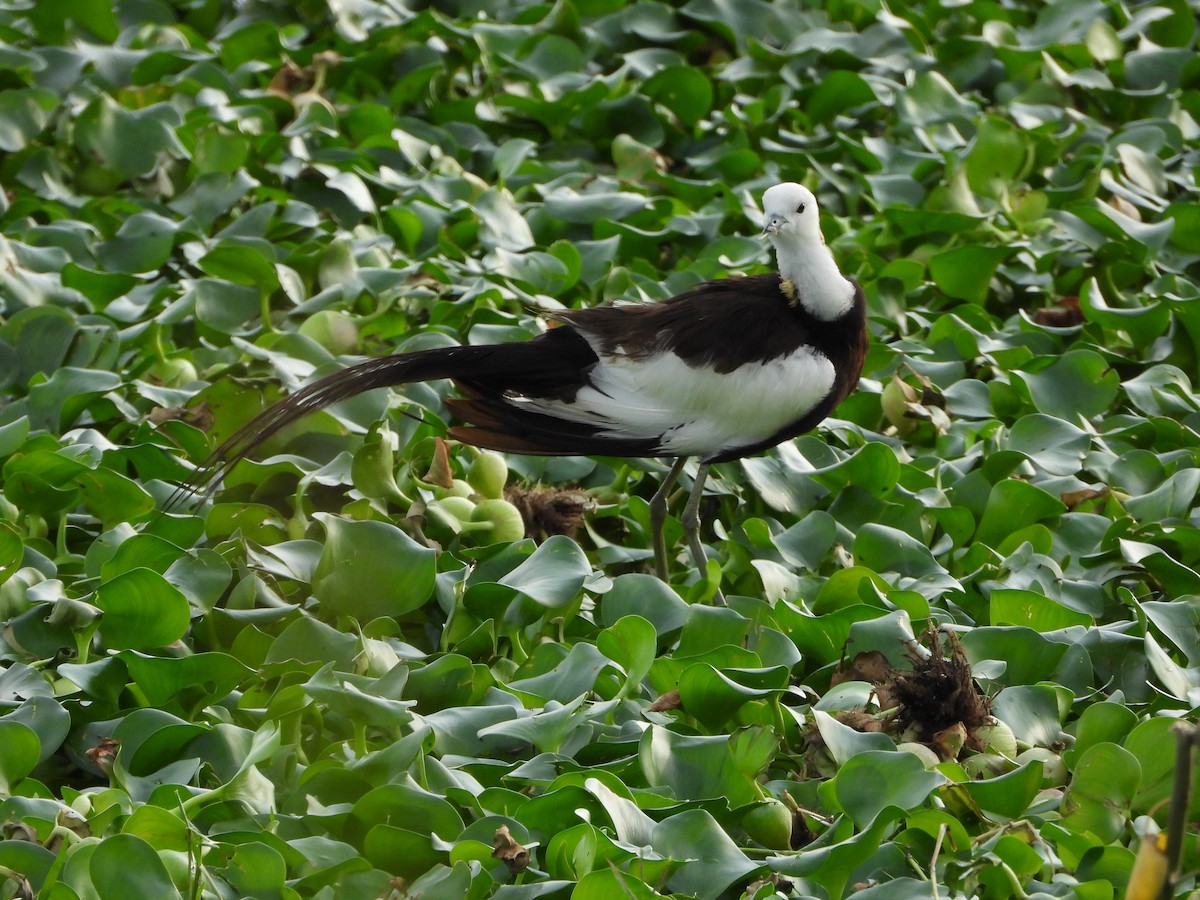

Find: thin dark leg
<box><xmin>650</xmin><ymin>457</ymin><xmax>688</xmax><ymax>581</ymax></box>
<box><xmin>681</xmin><ymin>462</ymin><xmax>725</xmax><ymax>605</ymax></box>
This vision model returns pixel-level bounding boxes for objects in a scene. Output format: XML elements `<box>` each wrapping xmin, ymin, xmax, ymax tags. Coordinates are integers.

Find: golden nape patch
<box><xmin>780</xmin><ymin>277</ymin><xmax>799</xmax><ymax>305</ymax></box>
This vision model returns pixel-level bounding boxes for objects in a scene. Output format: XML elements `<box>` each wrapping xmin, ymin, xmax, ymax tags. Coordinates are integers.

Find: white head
<box><xmin>759</xmin><ymin>182</ymin><xmax>854</xmax><ymax>320</ymax></box>
<box><xmin>761</xmin><ymin>182</ymin><xmax>822</xmax><ymax>245</ymax></box>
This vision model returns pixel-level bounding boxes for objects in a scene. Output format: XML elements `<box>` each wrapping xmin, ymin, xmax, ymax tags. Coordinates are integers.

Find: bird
<box><xmin>178</xmin><ymin>182</ymin><xmax>868</xmax><ymax>603</ymax></box>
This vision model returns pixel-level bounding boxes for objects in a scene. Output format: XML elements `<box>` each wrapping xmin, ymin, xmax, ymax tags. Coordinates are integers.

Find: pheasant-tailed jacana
<box><xmin>180</xmin><ymin>183</ymin><xmax>868</xmax><ymax>604</ymax></box>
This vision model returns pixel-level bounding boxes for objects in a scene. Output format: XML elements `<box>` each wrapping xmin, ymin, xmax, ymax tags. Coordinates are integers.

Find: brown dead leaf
<box><xmin>835</xmin><ymin>709</ymin><xmax>885</xmax><ymax>732</ymax></box>
<box><xmin>423</xmin><ymin>438</ymin><xmax>455</xmax><ymax>489</ymax></box>
<box><xmin>832</xmin><ymin>650</ymin><xmax>899</xmax><ymax>710</ymax></box>
<box><xmin>492</xmin><ymin>825</ymin><xmax>529</xmax><ymax>873</ymax></box>
<box><xmin>933</xmin><ymin>722</ymin><xmax>969</xmax><ymax>761</ymax></box>
<box><xmin>832</xmin><ymin>650</ymin><xmax>890</xmax><ymax>687</ymax></box>
<box><xmin>85</xmin><ymin>737</ymin><xmax>120</xmax><ymax>772</ymax></box>
<box><xmin>268</xmin><ymin>60</ymin><xmax>308</xmax><ymax>97</ymax></box>
<box><xmin>1033</xmin><ymin>296</ymin><xmax>1084</xmax><ymax>328</ymax></box>
<box><xmin>1106</xmin><ymin>195</ymin><xmax>1141</xmax><ymax>221</ymax></box>
<box><xmin>649</xmin><ymin>689</ymin><xmax>681</xmax><ymax>712</ymax></box>
<box><xmin>1061</xmin><ymin>486</ymin><xmax>1109</xmax><ymax>509</ymax></box>
<box><xmin>790</xmin><ymin>810</ymin><xmax>817</xmax><ymax>850</ymax></box>
<box><xmin>148</xmin><ymin>403</ymin><xmax>214</xmax><ymax>431</ymax></box>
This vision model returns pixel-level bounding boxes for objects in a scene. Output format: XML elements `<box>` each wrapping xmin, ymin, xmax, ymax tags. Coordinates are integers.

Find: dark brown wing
<box><xmin>556</xmin><ymin>274</ymin><xmax>816</xmax><ymax>374</ymax></box>
<box><xmin>703</xmin><ymin>280</ymin><xmax>868</xmax><ymax>462</ymax></box>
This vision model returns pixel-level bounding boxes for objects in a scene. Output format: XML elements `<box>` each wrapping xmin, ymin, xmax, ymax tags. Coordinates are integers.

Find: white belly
<box><xmin>511</xmin><ymin>345</ymin><xmax>836</xmax><ymax>457</ymax></box>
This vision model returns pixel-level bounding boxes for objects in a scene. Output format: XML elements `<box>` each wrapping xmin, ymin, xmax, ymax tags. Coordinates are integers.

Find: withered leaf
<box><xmin>492</xmin><ymin>825</ymin><xmax>529</xmax><ymax>873</ymax></box>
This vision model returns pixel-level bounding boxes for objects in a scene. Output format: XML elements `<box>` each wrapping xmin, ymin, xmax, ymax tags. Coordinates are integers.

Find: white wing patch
<box><xmin>509</xmin><ymin>341</ymin><xmax>836</xmax><ymax>458</ymax></box>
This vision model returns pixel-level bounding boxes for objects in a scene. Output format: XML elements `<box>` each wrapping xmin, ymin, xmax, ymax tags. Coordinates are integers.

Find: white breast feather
<box><xmin>510</xmin><ymin>344</ymin><xmax>836</xmax><ymax>458</ymax></box>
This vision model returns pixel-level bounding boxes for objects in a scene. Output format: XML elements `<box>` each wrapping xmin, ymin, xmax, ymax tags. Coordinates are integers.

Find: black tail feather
<box><xmin>169</xmin><ymin>349</ymin><xmax>486</xmax><ymax>506</ymax></box>
<box><xmin>166</xmin><ymin>331</ymin><xmax>603</xmax><ymax>507</ymax></box>
<box><xmin>446</xmin><ymin>396</ymin><xmax>660</xmax><ymax>458</ymax></box>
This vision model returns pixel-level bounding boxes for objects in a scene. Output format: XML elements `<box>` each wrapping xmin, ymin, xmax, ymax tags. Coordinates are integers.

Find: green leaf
<box><xmin>812</xmin><ymin>710</ymin><xmax>896</xmax><ymax>765</ymax></box>
<box><xmin>90</xmin><ymin>833</ymin><xmax>183</xmax><ymax>899</ymax></box>
<box><xmin>1166</xmin><ymin>203</ymin><xmax>1200</xmax><ymax>252</ymax></box>
<box><xmin>677</xmin><ymin>664</ymin><xmax>787</xmax><ymax>731</ymax></box>
<box><xmin>1139</xmin><ymin>596</ymin><xmax>1200</xmax><ymax>664</ymax></box>
<box><xmin>810</xmin><ymin>441</ymin><xmax>901</xmax><ymax>497</ymax></box>
<box><xmin>2</xmin><ymin>696</ymin><xmax>69</xmax><ymax>764</ymax></box>
<box><xmin>768</xmin><ymin>813</ymin><xmax>897</xmax><ymax>898</ymax></box>
<box><xmin>122</xmin><ymin>804</ymin><xmax>191</xmax><ymax>851</ymax></box>
<box><xmin>191</xmin><ymin>278</ymin><xmax>262</xmax><ymax>334</ymax></box>
<box><xmin>958</xmin><ymin>760</ymin><xmax>1045</xmax><ymax>820</ymax></box>
<box><xmin>508</xmin><ymin>643</ymin><xmax>612</xmax><ymax>703</ymax></box>
<box><xmin>596</xmin><ymin>615</ymin><xmax>657</xmax><ymax>697</ymax></box>
<box><xmin>1061</xmin><ymin>743</ymin><xmax>1140</xmax><ymax>843</ymax></box>
<box><xmin>478</xmin><ymin>694</ymin><xmax>588</xmax><ymax>753</ymax></box>
<box><xmin>1065</xmin><ymin>701</ymin><xmax>1138</xmax><ymax>768</ymax></box>
<box><xmin>774</xmin><ymin>511</ymin><xmax>837</xmax><ymax>571</ymax></box>
<box><xmin>0</xmin><ymin>841</ymin><xmax>55</xmax><ymax>895</ymax></box>
<box><xmin>929</xmin><ymin>246</ymin><xmax>1010</xmax><ymax>303</ymax></box>
<box><xmin>965</xmin><ymin>117</ymin><xmax>1031</xmax><ymax>199</ymax></box>
<box><xmin>808</xmin><ymin>70</ymin><xmax>877</xmax><ymax>124</ymax></box>
<box><xmin>96</xmin><ymin>568</ymin><xmax>192</xmax><ymax>650</ymax></box>
<box><xmin>498</xmin><ymin>534</ymin><xmax>590</xmax><ymax>607</ymax></box>
<box><xmin>1124</xmin><ymin>717</ymin><xmax>1177</xmax><ymax>816</ymax></box>
<box><xmin>975</xmin><ymin>480</ymin><xmax>1066</xmax><ymax>548</ymax></box>
<box><xmin>495</xmin><ymin>138</ymin><xmax>538</xmax><ymax>182</ymax></box>
<box><xmin>198</xmin><ymin>240</ymin><xmax>281</xmax><ymax>294</ymax></box>
<box><xmin>574</xmin><ymin>868</ymin><xmax>660</xmax><ymax>900</ymax></box>
<box><xmin>639</xmin><ymin>725</ymin><xmax>771</xmax><ymax>809</ymax></box>
<box><xmin>544</xmin><ymin>190</ymin><xmax>648</xmax><ymax>224</ymax></box>
<box><xmin>476</xmin><ymin>189</ymin><xmax>534</xmax><ymax>251</ymax></box>
<box><xmin>1125</xmin><ymin>469</ymin><xmax>1200</xmax><ymax>522</ymax></box>
<box><xmin>991</xmin><ymin>684</ymin><xmax>1064</xmax><ymax>748</ymax></box>
<box><xmin>1</xmin><ymin>308</ymin><xmax>79</xmax><ymax>384</ymax></box>
<box><xmin>652</xmin><ymin>809</ymin><xmax>758</xmax><ymax>900</ymax></box>
<box><xmin>405</xmin><ymin>655</ymin><xmax>476</xmax><ymax>712</ymax></box>
<box><xmin>264</xmin><ymin>615</ymin><xmax>359</xmax><ymax>670</ymax></box>
<box><xmin>97</xmin><ymin>212</ymin><xmax>178</xmax><ymax>273</ymax></box>
<box><xmin>0</xmin><ymin>721</ymin><xmax>40</xmax><ymax>793</ymax></box>
<box><xmin>0</xmin><ymin>523</ymin><xmax>22</xmax><ymax>588</ymax></box>
<box><xmin>583</xmin><ymin>777</ymin><xmax>655</xmax><ymax>846</ymax></box>
<box><xmin>644</xmin><ymin>66</ymin><xmax>713</xmax><ymax>127</ymax></box>
<box><xmin>1019</xmin><ymin>350</ymin><xmax>1120</xmax><ymax>421</ymax></box>
<box><xmin>75</xmin><ymin>95</ymin><xmax>183</xmax><ymax>179</ymax></box>
<box><xmin>348</xmin><ymin>781</ymin><xmax>465</xmax><ymax>845</ymax></box>
<box><xmin>26</xmin><ymin>367</ymin><xmax>124</xmax><ymax>431</ymax></box>
<box><xmin>854</xmin><ymin>523</ymin><xmax>946</xmax><ymax>579</ymax></box>
<box><xmin>600</xmin><ymin>573</ymin><xmax>689</xmax><ymax>635</ymax></box>
<box><xmin>78</xmin><ymin>468</ymin><xmax>156</xmax><ymax>526</ymax></box>
<box><xmin>0</xmin><ymin>89</ymin><xmax>57</xmax><ymax>152</ymax></box>
<box><xmin>312</xmin><ymin>515</ymin><xmax>436</xmax><ymax>620</ymax></box>
<box><xmin>990</xmin><ymin>589</ymin><xmax>1092</xmax><ymax>629</ymax></box>
<box><xmin>216</xmin><ymin>842</ymin><xmax>288</xmax><ymax>899</ymax></box>
<box><xmin>834</xmin><ymin>751</ymin><xmax>947</xmax><ymax>827</ymax></box>
<box><xmin>0</xmin><ymin>416</ymin><xmax>30</xmax><ymax>457</ymax></box>
<box><xmin>35</xmin><ymin>0</ymin><xmax>118</xmax><ymax>40</ymax></box>
<box><xmin>1001</xmin><ymin>414</ymin><xmax>1090</xmax><ymax>476</ymax></box>
<box><xmin>118</xmin><ymin>650</ymin><xmax>253</xmax><ymax>711</ymax></box>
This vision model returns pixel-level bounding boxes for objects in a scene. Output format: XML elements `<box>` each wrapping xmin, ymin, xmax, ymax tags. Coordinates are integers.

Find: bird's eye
<box><xmin>796</xmin><ymin>202</ymin><xmax>806</xmax><ymax>214</ymax></box>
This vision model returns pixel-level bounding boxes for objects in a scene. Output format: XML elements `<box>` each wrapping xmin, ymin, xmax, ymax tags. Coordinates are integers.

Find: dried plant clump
<box><xmin>506</xmin><ymin>484</ymin><xmax>592</xmax><ymax>540</ymax></box>
<box><xmin>820</xmin><ymin>627</ymin><xmax>992</xmax><ymax>760</ymax></box>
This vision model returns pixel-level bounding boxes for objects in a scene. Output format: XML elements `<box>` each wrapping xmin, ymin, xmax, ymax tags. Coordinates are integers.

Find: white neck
<box><xmin>774</xmin><ymin>239</ymin><xmax>855</xmax><ymax>321</ymax></box>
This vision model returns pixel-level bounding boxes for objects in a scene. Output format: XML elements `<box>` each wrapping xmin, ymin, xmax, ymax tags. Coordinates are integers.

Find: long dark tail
<box><xmin>169</xmin><ymin>329</ymin><xmax>602</xmax><ymax>505</ymax></box>
<box><xmin>170</xmin><ymin>346</ymin><xmax>509</xmax><ymax>504</ymax></box>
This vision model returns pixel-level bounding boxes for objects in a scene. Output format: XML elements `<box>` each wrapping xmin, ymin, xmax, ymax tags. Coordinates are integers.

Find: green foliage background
<box><xmin>1</xmin><ymin>0</ymin><xmax>1199</xmax><ymax>897</ymax></box>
